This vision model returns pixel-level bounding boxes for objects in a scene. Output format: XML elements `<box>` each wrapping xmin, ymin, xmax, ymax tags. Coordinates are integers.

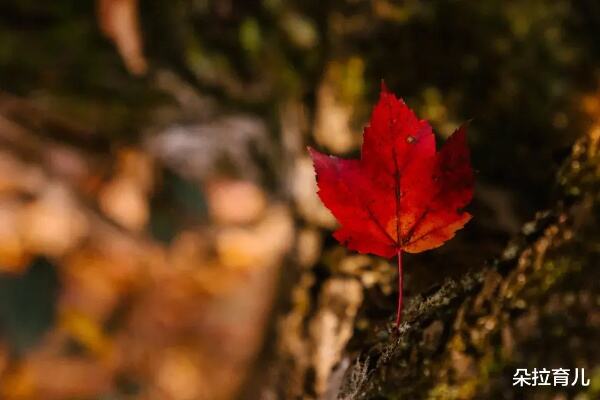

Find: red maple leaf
<box><xmin>309</xmin><ymin>84</ymin><xmax>474</xmax><ymax>327</ymax></box>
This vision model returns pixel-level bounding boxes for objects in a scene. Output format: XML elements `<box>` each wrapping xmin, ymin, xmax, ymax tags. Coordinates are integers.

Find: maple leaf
<box><xmin>309</xmin><ymin>84</ymin><xmax>474</xmax><ymax>327</ymax></box>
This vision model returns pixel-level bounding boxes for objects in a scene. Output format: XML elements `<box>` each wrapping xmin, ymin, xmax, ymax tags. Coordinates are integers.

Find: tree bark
<box><xmin>261</xmin><ymin>128</ymin><xmax>600</xmax><ymax>400</ymax></box>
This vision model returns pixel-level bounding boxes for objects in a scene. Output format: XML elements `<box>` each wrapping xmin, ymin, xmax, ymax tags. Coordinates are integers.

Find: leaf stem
<box><xmin>395</xmin><ymin>249</ymin><xmax>403</xmax><ymax>328</ymax></box>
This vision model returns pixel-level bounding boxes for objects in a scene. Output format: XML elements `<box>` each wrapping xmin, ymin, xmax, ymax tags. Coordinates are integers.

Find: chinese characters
<box><xmin>513</xmin><ymin>368</ymin><xmax>590</xmax><ymax>387</ymax></box>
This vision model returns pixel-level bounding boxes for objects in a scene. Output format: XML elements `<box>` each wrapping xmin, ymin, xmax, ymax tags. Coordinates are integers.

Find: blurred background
<box><xmin>0</xmin><ymin>1</ymin><xmax>599</xmax><ymax>399</ymax></box>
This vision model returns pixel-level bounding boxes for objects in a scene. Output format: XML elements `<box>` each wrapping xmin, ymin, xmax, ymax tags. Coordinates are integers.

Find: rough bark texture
<box><xmin>261</xmin><ymin>128</ymin><xmax>600</xmax><ymax>399</ymax></box>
